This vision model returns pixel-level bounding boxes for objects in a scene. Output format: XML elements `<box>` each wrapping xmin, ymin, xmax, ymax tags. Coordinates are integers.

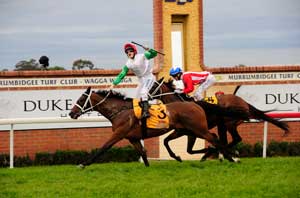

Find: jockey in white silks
<box><xmin>112</xmin><ymin>43</ymin><xmax>157</xmax><ymax>119</ymax></box>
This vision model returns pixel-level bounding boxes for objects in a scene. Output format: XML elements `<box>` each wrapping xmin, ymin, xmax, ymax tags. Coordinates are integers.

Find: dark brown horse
<box><xmin>149</xmin><ymin>78</ymin><xmax>289</xmax><ymax>161</ymax></box>
<box><xmin>69</xmin><ymin>87</ymin><xmax>246</xmax><ymax>168</ymax></box>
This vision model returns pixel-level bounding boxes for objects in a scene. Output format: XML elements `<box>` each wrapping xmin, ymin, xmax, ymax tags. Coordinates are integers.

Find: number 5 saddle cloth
<box><xmin>133</xmin><ymin>99</ymin><xmax>169</xmax><ymax>129</ymax></box>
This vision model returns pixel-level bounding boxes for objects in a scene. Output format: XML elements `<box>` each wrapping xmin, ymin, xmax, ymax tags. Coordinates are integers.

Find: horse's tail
<box><xmin>196</xmin><ymin>101</ymin><xmax>250</xmax><ymax>120</ymax></box>
<box><xmin>248</xmin><ymin>104</ymin><xmax>290</xmax><ymax>135</ymax></box>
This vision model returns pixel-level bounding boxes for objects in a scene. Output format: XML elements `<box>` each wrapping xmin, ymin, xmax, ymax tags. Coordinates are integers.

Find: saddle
<box><xmin>133</xmin><ymin>99</ymin><xmax>169</xmax><ymax>129</ymax></box>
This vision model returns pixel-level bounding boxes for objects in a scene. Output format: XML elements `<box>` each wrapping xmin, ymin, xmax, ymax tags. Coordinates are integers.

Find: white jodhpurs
<box><xmin>135</xmin><ymin>74</ymin><xmax>156</xmax><ymax>101</ymax></box>
<box><xmin>194</xmin><ymin>74</ymin><xmax>216</xmax><ymax>101</ymax></box>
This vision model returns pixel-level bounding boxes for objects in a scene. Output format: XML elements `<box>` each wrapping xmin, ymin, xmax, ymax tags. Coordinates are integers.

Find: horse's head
<box><xmin>69</xmin><ymin>87</ymin><xmax>128</xmax><ymax>120</ymax></box>
<box><xmin>69</xmin><ymin>87</ymin><xmax>94</xmax><ymax>119</ymax></box>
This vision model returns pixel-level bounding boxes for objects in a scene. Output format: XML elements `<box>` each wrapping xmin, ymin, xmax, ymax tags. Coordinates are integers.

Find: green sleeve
<box><xmin>144</xmin><ymin>48</ymin><xmax>157</xmax><ymax>60</ymax></box>
<box><xmin>112</xmin><ymin>65</ymin><xmax>129</xmax><ymax>85</ymax></box>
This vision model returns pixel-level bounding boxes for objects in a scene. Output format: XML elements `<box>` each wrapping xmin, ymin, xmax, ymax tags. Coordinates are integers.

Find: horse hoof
<box><xmin>200</xmin><ymin>157</ymin><xmax>207</xmax><ymax>162</ymax></box>
<box><xmin>77</xmin><ymin>164</ymin><xmax>85</xmax><ymax>169</ymax></box>
<box><xmin>175</xmin><ymin>156</ymin><xmax>182</xmax><ymax>162</ymax></box>
<box><xmin>218</xmin><ymin>153</ymin><xmax>224</xmax><ymax>162</ymax></box>
<box><xmin>232</xmin><ymin>157</ymin><xmax>241</xmax><ymax>163</ymax></box>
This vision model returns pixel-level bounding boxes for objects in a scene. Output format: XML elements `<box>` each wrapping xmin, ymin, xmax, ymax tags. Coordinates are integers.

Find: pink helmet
<box><xmin>124</xmin><ymin>43</ymin><xmax>137</xmax><ymax>54</ymax></box>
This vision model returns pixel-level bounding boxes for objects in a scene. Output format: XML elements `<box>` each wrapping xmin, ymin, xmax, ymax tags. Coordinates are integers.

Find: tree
<box><xmin>14</xmin><ymin>59</ymin><xmax>41</xmax><ymax>71</ymax></box>
<box><xmin>235</xmin><ymin>64</ymin><xmax>246</xmax><ymax>67</ymax></box>
<box><xmin>47</xmin><ymin>66</ymin><xmax>65</xmax><ymax>70</ymax></box>
<box><xmin>72</xmin><ymin>59</ymin><xmax>94</xmax><ymax>70</ymax></box>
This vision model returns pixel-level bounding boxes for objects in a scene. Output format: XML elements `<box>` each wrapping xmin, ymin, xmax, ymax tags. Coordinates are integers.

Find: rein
<box><xmin>76</xmin><ymin>90</ymin><xmax>111</xmax><ymax>114</ymax></box>
<box><xmin>149</xmin><ymin>80</ymin><xmax>177</xmax><ymax>99</ymax></box>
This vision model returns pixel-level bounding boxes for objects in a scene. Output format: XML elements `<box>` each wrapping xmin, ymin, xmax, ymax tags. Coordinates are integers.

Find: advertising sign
<box><xmin>0</xmin><ymin>88</ymin><xmax>136</xmax><ymax>130</ymax></box>
<box><xmin>235</xmin><ymin>84</ymin><xmax>300</xmax><ymax>114</ymax></box>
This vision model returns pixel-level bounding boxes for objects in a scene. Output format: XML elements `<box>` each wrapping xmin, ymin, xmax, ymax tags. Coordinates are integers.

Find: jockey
<box><xmin>169</xmin><ymin>66</ymin><xmax>216</xmax><ymax>101</ymax></box>
<box><xmin>112</xmin><ymin>43</ymin><xmax>157</xmax><ymax>119</ymax></box>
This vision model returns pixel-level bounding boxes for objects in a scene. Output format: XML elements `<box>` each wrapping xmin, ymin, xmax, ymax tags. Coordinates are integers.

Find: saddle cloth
<box><xmin>203</xmin><ymin>96</ymin><xmax>219</xmax><ymax>104</ymax></box>
<box><xmin>133</xmin><ymin>99</ymin><xmax>169</xmax><ymax>129</ymax></box>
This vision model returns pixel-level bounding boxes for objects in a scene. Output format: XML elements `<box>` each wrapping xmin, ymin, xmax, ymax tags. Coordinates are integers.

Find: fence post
<box><xmin>263</xmin><ymin>121</ymin><xmax>268</xmax><ymax>158</ymax></box>
<box><xmin>9</xmin><ymin>124</ymin><xmax>14</xmax><ymax>169</ymax></box>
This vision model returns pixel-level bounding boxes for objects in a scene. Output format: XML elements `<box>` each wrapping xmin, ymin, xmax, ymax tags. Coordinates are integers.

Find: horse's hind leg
<box><xmin>226</xmin><ymin>124</ymin><xmax>242</xmax><ymax>162</ymax></box>
<box><xmin>197</xmin><ymin>130</ymin><xmax>234</xmax><ymax>162</ymax></box>
<box><xmin>164</xmin><ymin>130</ymin><xmax>184</xmax><ymax>162</ymax></box>
<box><xmin>227</xmin><ymin>125</ymin><xmax>242</xmax><ymax>149</ymax></box>
<box><xmin>129</xmin><ymin>139</ymin><xmax>149</xmax><ymax>167</ymax></box>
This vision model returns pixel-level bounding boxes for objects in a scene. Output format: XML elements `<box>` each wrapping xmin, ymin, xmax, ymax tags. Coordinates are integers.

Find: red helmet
<box><xmin>124</xmin><ymin>43</ymin><xmax>137</xmax><ymax>54</ymax></box>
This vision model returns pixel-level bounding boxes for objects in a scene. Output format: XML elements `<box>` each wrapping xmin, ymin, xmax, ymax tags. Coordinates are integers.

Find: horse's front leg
<box><xmin>79</xmin><ymin>132</ymin><xmax>125</xmax><ymax>168</ymax></box>
<box><xmin>163</xmin><ymin>129</ymin><xmax>184</xmax><ymax>162</ymax></box>
<box><xmin>79</xmin><ymin>114</ymin><xmax>134</xmax><ymax>168</ymax></box>
<box><xmin>215</xmin><ymin>122</ymin><xmax>228</xmax><ymax>162</ymax></box>
<box><xmin>129</xmin><ymin>139</ymin><xmax>149</xmax><ymax>167</ymax></box>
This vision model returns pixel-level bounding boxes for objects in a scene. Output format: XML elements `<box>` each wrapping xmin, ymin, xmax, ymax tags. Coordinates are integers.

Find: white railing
<box><xmin>262</xmin><ymin>112</ymin><xmax>300</xmax><ymax>158</ymax></box>
<box><xmin>0</xmin><ymin>117</ymin><xmax>108</xmax><ymax>168</ymax></box>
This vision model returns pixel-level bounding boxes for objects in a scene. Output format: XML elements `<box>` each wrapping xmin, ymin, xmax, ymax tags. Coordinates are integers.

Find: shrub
<box><xmin>0</xmin><ymin>146</ymin><xmax>139</xmax><ymax>167</ymax></box>
<box><xmin>267</xmin><ymin>141</ymin><xmax>289</xmax><ymax>157</ymax></box>
<box><xmin>35</xmin><ymin>152</ymin><xmax>54</xmax><ymax>165</ymax></box>
<box><xmin>253</xmin><ymin>142</ymin><xmax>263</xmax><ymax>157</ymax></box>
<box><xmin>288</xmin><ymin>142</ymin><xmax>300</xmax><ymax>156</ymax></box>
<box><xmin>234</xmin><ymin>142</ymin><xmax>253</xmax><ymax>157</ymax></box>
<box><xmin>52</xmin><ymin>150</ymin><xmax>89</xmax><ymax>165</ymax></box>
<box><xmin>0</xmin><ymin>154</ymin><xmax>10</xmax><ymax>167</ymax></box>
<box><xmin>92</xmin><ymin>146</ymin><xmax>139</xmax><ymax>163</ymax></box>
<box><xmin>14</xmin><ymin>155</ymin><xmax>32</xmax><ymax>167</ymax></box>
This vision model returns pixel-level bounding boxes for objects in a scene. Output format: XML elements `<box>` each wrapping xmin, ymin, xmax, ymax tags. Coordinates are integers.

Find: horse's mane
<box><xmin>155</xmin><ymin>77</ymin><xmax>193</xmax><ymax>102</ymax></box>
<box><xmin>95</xmin><ymin>90</ymin><xmax>132</xmax><ymax>101</ymax></box>
<box><xmin>157</xmin><ymin>77</ymin><xmax>175</xmax><ymax>91</ymax></box>
<box><xmin>165</xmin><ymin>78</ymin><xmax>175</xmax><ymax>90</ymax></box>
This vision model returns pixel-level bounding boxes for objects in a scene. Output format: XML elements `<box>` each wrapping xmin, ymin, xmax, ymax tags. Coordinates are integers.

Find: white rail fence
<box><xmin>1</xmin><ymin>113</ymin><xmax>299</xmax><ymax>168</ymax></box>
<box><xmin>0</xmin><ymin>117</ymin><xmax>108</xmax><ymax>168</ymax></box>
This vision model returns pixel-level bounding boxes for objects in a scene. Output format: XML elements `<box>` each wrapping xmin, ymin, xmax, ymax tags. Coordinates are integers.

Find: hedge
<box><xmin>0</xmin><ymin>146</ymin><xmax>139</xmax><ymax>167</ymax></box>
<box><xmin>1</xmin><ymin>141</ymin><xmax>300</xmax><ymax>167</ymax></box>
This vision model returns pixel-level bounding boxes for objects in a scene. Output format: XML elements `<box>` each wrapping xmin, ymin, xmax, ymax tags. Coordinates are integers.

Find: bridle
<box><xmin>148</xmin><ymin>80</ymin><xmax>177</xmax><ymax>100</ymax></box>
<box><xmin>75</xmin><ymin>89</ymin><xmax>111</xmax><ymax>114</ymax></box>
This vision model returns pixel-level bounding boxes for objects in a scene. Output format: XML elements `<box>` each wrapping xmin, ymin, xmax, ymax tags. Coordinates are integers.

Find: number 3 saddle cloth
<box><xmin>133</xmin><ymin>99</ymin><xmax>169</xmax><ymax>129</ymax></box>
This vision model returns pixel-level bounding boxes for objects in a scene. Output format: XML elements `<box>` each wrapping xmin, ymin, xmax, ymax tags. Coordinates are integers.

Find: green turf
<box><xmin>0</xmin><ymin>157</ymin><xmax>299</xmax><ymax>198</ymax></box>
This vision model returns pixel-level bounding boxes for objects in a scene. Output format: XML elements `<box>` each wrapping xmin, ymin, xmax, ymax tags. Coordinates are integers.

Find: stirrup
<box><xmin>142</xmin><ymin>111</ymin><xmax>150</xmax><ymax>119</ymax></box>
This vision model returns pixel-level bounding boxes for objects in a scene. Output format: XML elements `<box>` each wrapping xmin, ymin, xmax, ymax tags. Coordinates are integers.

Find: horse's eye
<box><xmin>79</xmin><ymin>98</ymin><xmax>85</xmax><ymax>104</ymax></box>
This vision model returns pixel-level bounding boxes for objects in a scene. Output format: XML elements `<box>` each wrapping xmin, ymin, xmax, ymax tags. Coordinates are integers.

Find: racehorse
<box><xmin>149</xmin><ymin>78</ymin><xmax>290</xmax><ymax>161</ymax></box>
<box><xmin>69</xmin><ymin>87</ymin><xmax>249</xmax><ymax>168</ymax></box>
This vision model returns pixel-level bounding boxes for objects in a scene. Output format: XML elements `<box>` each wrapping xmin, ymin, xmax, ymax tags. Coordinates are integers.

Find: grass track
<box><xmin>1</xmin><ymin>157</ymin><xmax>299</xmax><ymax>198</ymax></box>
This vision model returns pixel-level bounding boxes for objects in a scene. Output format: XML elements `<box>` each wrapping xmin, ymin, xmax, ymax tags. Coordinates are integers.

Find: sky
<box><xmin>0</xmin><ymin>0</ymin><xmax>299</xmax><ymax>71</ymax></box>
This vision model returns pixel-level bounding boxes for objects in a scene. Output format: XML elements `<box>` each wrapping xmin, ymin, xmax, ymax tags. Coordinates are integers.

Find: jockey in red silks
<box><xmin>169</xmin><ymin>67</ymin><xmax>216</xmax><ymax>101</ymax></box>
<box><xmin>111</xmin><ymin>43</ymin><xmax>157</xmax><ymax>119</ymax></box>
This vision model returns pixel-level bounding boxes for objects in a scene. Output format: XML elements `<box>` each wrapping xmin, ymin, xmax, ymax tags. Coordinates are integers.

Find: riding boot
<box><xmin>140</xmin><ymin>101</ymin><xmax>150</xmax><ymax>139</ymax></box>
<box><xmin>141</xmin><ymin>101</ymin><xmax>150</xmax><ymax>119</ymax></box>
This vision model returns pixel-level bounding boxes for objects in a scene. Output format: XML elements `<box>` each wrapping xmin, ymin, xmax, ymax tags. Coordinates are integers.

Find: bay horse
<box><xmin>69</xmin><ymin>87</ymin><xmax>248</xmax><ymax>168</ymax></box>
<box><xmin>149</xmin><ymin>78</ymin><xmax>290</xmax><ymax>161</ymax></box>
